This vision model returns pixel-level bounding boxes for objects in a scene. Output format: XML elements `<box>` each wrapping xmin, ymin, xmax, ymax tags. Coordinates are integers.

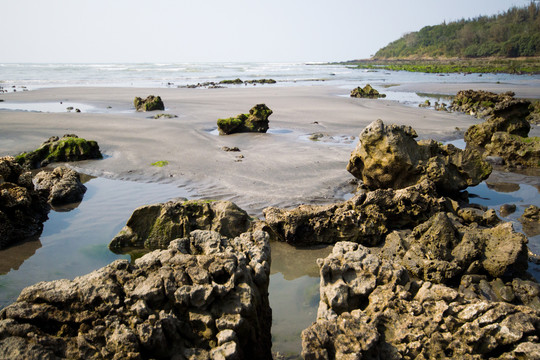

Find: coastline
<box><xmin>0</xmin><ymin>84</ymin><xmax>503</xmax><ymax>216</ymax></box>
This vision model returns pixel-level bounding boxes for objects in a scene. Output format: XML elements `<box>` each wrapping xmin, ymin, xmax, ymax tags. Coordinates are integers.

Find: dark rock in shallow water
<box><xmin>34</xmin><ymin>166</ymin><xmax>87</xmax><ymax>206</ymax></box>
<box><xmin>15</xmin><ymin>134</ymin><xmax>102</xmax><ymax>169</ymax></box>
<box><xmin>500</xmin><ymin>203</ymin><xmax>517</xmax><ymax>217</ymax></box>
<box><xmin>134</xmin><ymin>95</ymin><xmax>165</xmax><ymax>112</ymax></box>
<box><xmin>302</xmin><ymin>242</ymin><xmax>540</xmax><ymax>359</ymax></box>
<box><xmin>217</xmin><ymin>104</ymin><xmax>273</xmax><ymax>135</ymax></box>
<box><xmin>347</xmin><ymin>119</ymin><xmax>492</xmax><ymax>194</ymax></box>
<box><xmin>0</xmin><ymin>156</ymin><xmax>48</xmax><ymax>249</ymax></box>
<box><xmin>109</xmin><ymin>199</ymin><xmax>252</xmax><ymax>252</ymax></box>
<box><xmin>0</xmin><ymin>230</ymin><xmax>273</xmax><ymax>360</ymax></box>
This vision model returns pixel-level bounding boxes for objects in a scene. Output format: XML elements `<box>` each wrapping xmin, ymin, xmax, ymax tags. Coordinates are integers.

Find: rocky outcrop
<box><xmin>15</xmin><ymin>134</ymin><xmax>102</xmax><ymax>169</ymax></box>
<box><xmin>217</xmin><ymin>104</ymin><xmax>273</xmax><ymax>135</ymax></box>
<box><xmin>484</xmin><ymin>132</ymin><xmax>540</xmax><ymax>168</ymax></box>
<box><xmin>0</xmin><ymin>157</ymin><xmax>49</xmax><ymax>249</ymax></box>
<box><xmin>0</xmin><ymin>229</ymin><xmax>272</xmax><ymax>360</ymax></box>
<box><xmin>109</xmin><ymin>199</ymin><xmax>252</xmax><ymax>253</ymax></box>
<box><xmin>302</xmin><ymin>242</ymin><xmax>540</xmax><ymax>360</ymax></box>
<box><xmin>263</xmin><ymin>180</ymin><xmax>450</xmax><ymax>246</ymax></box>
<box><xmin>134</xmin><ymin>95</ymin><xmax>165</xmax><ymax>112</ymax></box>
<box><xmin>350</xmin><ymin>84</ymin><xmax>386</xmax><ymax>98</ymax></box>
<box><xmin>520</xmin><ymin>205</ymin><xmax>540</xmax><ymax>237</ymax></box>
<box><xmin>451</xmin><ymin>89</ymin><xmax>527</xmax><ymax>120</ymax></box>
<box><xmin>380</xmin><ymin>212</ymin><xmax>528</xmax><ymax>285</ymax></box>
<box><xmin>347</xmin><ymin>119</ymin><xmax>492</xmax><ymax>194</ymax></box>
<box><xmin>33</xmin><ymin>166</ymin><xmax>87</xmax><ymax>206</ymax></box>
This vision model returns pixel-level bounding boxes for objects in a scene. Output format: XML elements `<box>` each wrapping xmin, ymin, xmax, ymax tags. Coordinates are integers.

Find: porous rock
<box><xmin>302</xmin><ymin>242</ymin><xmax>540</xmax><ymax>360</ymax></box>
<box><xmin>15</xmin><ymin>134</ymin><xmax>102</xmax><ymax>169</ymax></box>
<box><xmin>217</xmin><ymin>104</ymin><xmax>272</xmax><ymax>135</ymax></box>
<box><xmin>263</xmin><ymin>180</ymin><xmax>450</xmax><ymax>246</ymax></box>
<box><xmin>134</xmin><ymin>95</ymin><xmax>165</xmax><ymax>112</ymax></box>
<box><xmin>0</xmin><ymin>230</ymin><xmax>272</xmax><ymax>360</ymax></box>
<box><xmin>520</xmin><ymin>205</ymin><xmax>540</xmax><ymax>237</ymax></box>
<box><xmin>0</xmin><ymin>156</ymin><xmax>48</xmax><ymax>249</ymax></box>
<box><xmin>34</xmin><ymin>166</ymin><xmax>87</xmax><ymax>206</ymax></box>
<box><xmin>109</xmin><ymin>199</ymin><xmax>252</xmax><ymax>252</ymax></box>
<box><xmin>484</xmin><ymin>131</ymin><xmax>540</xmax><ymax>168</ymax></box>
<box><xmin>347</xmin><ymin>119</ymin><xmax>492</xmax><ymax>194</ymax></box>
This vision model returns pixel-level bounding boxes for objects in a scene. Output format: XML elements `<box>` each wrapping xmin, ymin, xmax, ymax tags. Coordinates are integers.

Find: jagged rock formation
<box><xmin>34</xmin><ymin>166</ymin><xmax>87</xmax><ymax>206</ymax></box>
<box><xmin>520</xmin><ymin>205</ymin><xmax>540</xmax><ymax>237</ymax></box>
<box><xmin>15</xmin><ymin>134</ymin><xmax>102</xmax><ymax>169</ymax></box>
<box><xmin>451</xmin><ymin>90</ymin><xmax>527</xmax><ymax>120</ymax></box>
<box><xmin>0</xmin><ymin>230</ymin><xmax>273</xmax><ymax>360</ymax></box>
<box><xmin>302</xmin><ymin>242</ymin><xmax>540</xmax><ymax>359</ymax></box>
<box><xmin>134</xmin><ymin>95</ymin><xmax>165</xmax><ymax>112</ymax></box>
<box><xmin>484</xmin><ymin>132</ymin><xmax>540</xmax><ymax>168</ymax></box>
<box><xmin>263</xmin><ymin>180</ymin><xmax>450</xmax><ymax>246</ymax></box>
<box><xmin>109</xmin><ymin>199</ymin><xmax>252</xmax><ymax>252</ymax></box>
<box><xmin>217</xmin><ymin>104</ymin><xmax>273</xmax><ymax>135</ymax></box>
<box><xmin>0</xmin><ymin>156</ymin><xmax>48</xmax><ymax>249</ymax></box>
<box><xmin>347</xmin><ymin>119</ymin><xmax>492</xmax><ymax>194</ymax></box>
<box><xmin>350</xmin><ymin>84</ymin><xmax>386</xmax><ymax>98</ymax></box>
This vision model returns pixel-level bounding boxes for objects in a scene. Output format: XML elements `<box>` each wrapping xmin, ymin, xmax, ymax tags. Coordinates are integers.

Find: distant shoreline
<box><xmin>334</xmin><ymin>57</ymin><xmax>540</xmax><ymax>75</ymax></box>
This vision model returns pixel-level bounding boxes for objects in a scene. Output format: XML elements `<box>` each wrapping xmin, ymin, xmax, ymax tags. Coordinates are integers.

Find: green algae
<box><xmin>151</xmin><ymin>160</ymin><xmax>169</xmax><ymax>167</ymax></box>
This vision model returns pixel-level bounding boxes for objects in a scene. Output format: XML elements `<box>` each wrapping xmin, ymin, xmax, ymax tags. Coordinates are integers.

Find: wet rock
<box><xmin>520</xmin><ymin>205</ymin><xmax>540</xmax><ymax>237</ymax></box>
<box><xmin>302</xmin><ymin>242</ymin><xmax>540</xmax><ymax>359</ymax></box>
<box><xmin>263</xmin><ymin>180</ymin><xmax>450</xmax><ymax>246</ymax></box>
<box><xmin>109</xmin><ymin>199</ymin><xmax>252</xmax><ymax>252</ymax></box>
<box><xmin>451</xmin><ymin>89</ymin><xmax>529</xmax><ymax>122</ymax></box>
<box><xmin>134</xmin><ymin>95</ymin><xmax>165</xmax><ymax>112</ymax></box>
<box><xmin>350</xmin><ymin>84</ymin><xmax>386</xmax><ymax>98</ymax></box>
<box><xmin>221</xmin><ymin>146</ymin><xmax>241</xmax><ymax>152</ymax></box>
<box><xmin>34</xmin><ymin>166</ymin><xmax>87</xmax><ymax>206</ymax></box>
<box><xmin>0</xmin><ymin>156</ymin><xmax>48</xmax><ymax>249</ymax></box>
<box><xmin>500</xmin><ymin>203</ymin><xmax>517</xmax><ymax>217</ymax></box>
<box><xmin>484</xmin><ymin>132</ymin><xmax>540</xmax><ymax>168</ymax></box>
<box><xmin>347</xmin><ymin>119</ymin><xmax>492</xmax><ymax>194</ymax></box>
<box><xmin>0</xmin><ymin>230</ymin><xmax>272</xmax><ymax>360</ymax></box>
<box><xmin>217</xmin><ymin>104</ymin><xmax>273</xmax><ymax>135</ymax></box>
<box><xmin>15</xmin><ymin>134</ymin><xmax>102</xmax><ymax>169</ymax></box>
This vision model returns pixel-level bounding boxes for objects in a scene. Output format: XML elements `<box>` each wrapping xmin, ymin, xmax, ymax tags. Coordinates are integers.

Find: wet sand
<box><xmin>0</xmin><ymin>84</ymin><xmax>536</xmax><ymax>215</ymax></box>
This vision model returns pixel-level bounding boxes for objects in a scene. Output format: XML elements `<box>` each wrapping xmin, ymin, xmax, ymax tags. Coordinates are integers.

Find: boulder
<box><xmin>0</xmin><ymin>156</ymin><xmax>49</xmax><ymax>249</ymax></box>
<box><xmin>134</xmin><ymin>95</ymin><xmax>165</xmax><ymax>112</ymax></box>
<box><xmin>0</xmin><ymin>230</ymin><xmax>272</xmax><ymax>360</ymax></box>
<box><xmin>109</xmin><ymin>199</ymin><xmax>252</xmax><ymax>252</ymax></box>
<box><xmin>451</xmin><ymin>89</ymin><xmax>526</xmax><ymax>120</ymax></box>
<box><xmin>15</xmin><ymin>134</ymin><xmax>102</xmax><ymax>169</ymax></box>
<box><xmin>520</xmin><ymin>205</ymin><xmax>540</xmax><ymax>237</ymax></box>
<box><xmin>302</xmin><ymin>242</ymin><xmax>540</xmax><ymax>359</ymax></box>
<box><xmin>484</xmin><ymin>132</ymin><xmax>540</xmax><ymax>168</ymax></box>
<box><xmin>34</xmin><ymin>166</ymin><xmax>87</xmax><ymax>206</ymax></box>
<box><xmin>347</xmin><ymin>119</ymin><xmax>492</xmax><ymax>194</ymax></box>
<box><xmin>263</xmin><ymin>180</ymin><xmax>450</xmax><ymax>246</ymax></box>
<box><xmin>350</xmin><ymin>84</ymin><xmax>386</xmax><ymax>98</ymax></box>
<box><xmin>217</xmin><ymin>104</ymin><xmax>273</xmax><ymax>135</ymax></box>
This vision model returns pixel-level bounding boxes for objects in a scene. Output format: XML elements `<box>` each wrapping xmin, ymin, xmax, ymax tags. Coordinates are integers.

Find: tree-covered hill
<box><xmin>375</xmin><ymin>2</ymin><xmax>540</xmax><ymax>59</ymax></box>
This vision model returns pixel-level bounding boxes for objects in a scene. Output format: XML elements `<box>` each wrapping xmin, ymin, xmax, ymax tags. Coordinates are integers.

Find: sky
<box><xmin>1</xmin><ymin>0</ymin><xmax>535</xmax><ymax>63</ymax></box>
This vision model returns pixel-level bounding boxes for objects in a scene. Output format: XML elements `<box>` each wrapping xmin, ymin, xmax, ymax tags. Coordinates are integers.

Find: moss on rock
<box><xmin>15</xmin><ymin>135</ymin><xmax>102</xmax><ymax>169</ymax></box>
<box><xmin>217</xmin><ymin>104</ymin><xmax>273</xmax><ymax>135</ymax></box>
<box><xmin>350</xmin><ymin>84</ymin><xmax>386</xmax><ymax>98</ymax></box>
<box><xmin>134</xmin><ymin>95</ymin><xmax>165</xmax><ymax>112</ymax></box>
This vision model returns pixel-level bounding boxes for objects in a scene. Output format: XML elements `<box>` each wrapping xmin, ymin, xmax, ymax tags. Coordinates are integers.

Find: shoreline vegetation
<box><xmin>336</xmin><ymin>57</ymin><xmax>540</xmax><ymax>74</ymax></box>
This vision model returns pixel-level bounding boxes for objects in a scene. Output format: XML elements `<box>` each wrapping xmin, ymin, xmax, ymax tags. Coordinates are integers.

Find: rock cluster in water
<box><xmin>346</xmin><ymin>119</ymin><xmax>492</xmax><ymax>194</ymax></box>
<box><xmin>217</xmin><ymin>104</ymin><xmax>273</xmax><ymax>135</ymax></box>
<box><xmin>0</xmin><ymin>156</ymin><xmax>48</xmax><ymax>249</ymax></box>
<box><xmin>0</xmin><ymin>229</ymin><xmax>272</xmax><ymax>360</ymax></box>
<box><xmin>350</xmin><ymin>84</ymin><xmax>386</xmax><ymax>98</ymax></box>
<box><xmin>34</xmin><ymin>166</ymin><xmax>87</xmax><ymax>206</ymax></box>
<box><xmin>109</xmin><ymin>199</ymin><xmax>252</xmax><ymax>252</ymax></box>
<box><xmin>134</xmin><ymin>95</ymin><xmax>165</xmax><ymax>112</ymax></box>
<box><xmin>452</xmin><ymin>89</ymin><xmax>539</xmax><ymax>168</ymax></box>
<box><xmin>15</xmin><ymin>134</ymin><xmax>102</xmax><ymax>169</ymax></box>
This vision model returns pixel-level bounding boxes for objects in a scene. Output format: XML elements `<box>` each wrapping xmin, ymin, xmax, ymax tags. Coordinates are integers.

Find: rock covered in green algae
<box><xmin>484</xmin><ymin>132</ymin><xmax>540</xmax><ymax>168</ymax></box>
<box><xmin>134</xmin><ymin>95</ymin><xmax>165</xmax><ymax>112</ymax></box>
<box><xmin>350</xmin><ymin>84</ymin><xmax>386</xmax><ymax>98</ymax></box>
<box><xmin>217</xmin><ymin>104</ymin><xmax>273</xmax><ymax>135</ymax></box>
<box><xmin>0</xmin><ymin>156</ymin><xmax>49</xmax><ymax>249</ymax></box>
<box><xmin>347</xmin><ymin>119</ymin><xmax>492</xmax><ymax>195</ymax></box>
<box><xmin>451</xmin><ymin>89</ymin><xmax>529</xmax><ymax>120</ymax></box>
<box><xmin>15</xmin><ymin>134</ymin><xmax>102</xmax><ymax>169</ymax></box>
<box><xmin>0</xmin><ymin>229</ymin><xmax>273</xmax><ymax>360</ymax></box>
<box><xmin>109</xmin><ymin>199</ymin><xmax>252</xmax><ymax>252</ymax></box>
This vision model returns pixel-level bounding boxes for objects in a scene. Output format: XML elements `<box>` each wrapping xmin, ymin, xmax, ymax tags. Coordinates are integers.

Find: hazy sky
<box><xmin>1</xmin><ymin>0</ymin><xmax>534</xmax><ymax>63</ymax></box>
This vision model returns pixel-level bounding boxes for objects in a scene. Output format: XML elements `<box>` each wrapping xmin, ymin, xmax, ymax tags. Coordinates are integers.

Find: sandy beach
<box><xmin>1</xmin><ymin>84</ymin><xmax>538</xmax><ymax>216</ymax></box>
